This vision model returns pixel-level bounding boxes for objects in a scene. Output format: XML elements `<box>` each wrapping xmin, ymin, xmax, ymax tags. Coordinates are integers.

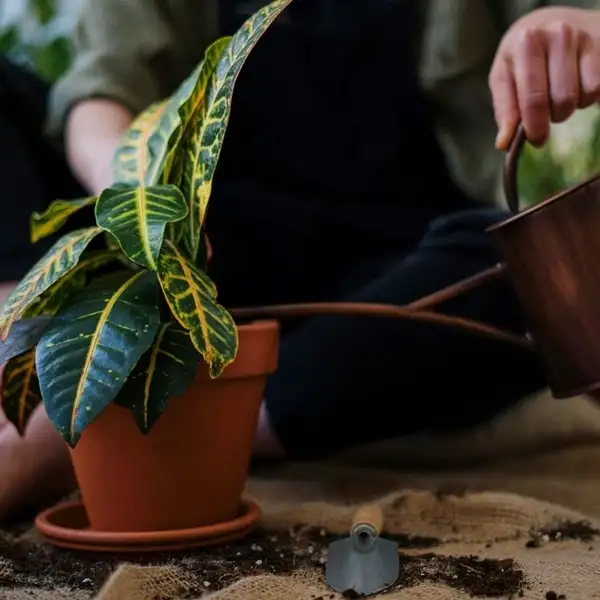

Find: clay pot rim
<box><xmin>35</xmin><ymin>498</ymin><xmax>262</xmax><ymax>551</ymax></box>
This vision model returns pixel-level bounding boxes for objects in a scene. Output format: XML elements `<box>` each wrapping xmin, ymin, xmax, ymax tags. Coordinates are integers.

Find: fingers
<box><xmin>514</xmin><ymin>28</ymin><xmax>550</xmax><ymax>147</ymax></box>
<box><xmin>490</xmin><ymin>17</ymin><xmax>600</xmax><ymax>150</ymax></box>
<box><xmin>491</xmin><ymin>28</ymin><xmax>551</xmax><ymax>150</ymax></box>
<box><xmin>546</xmin><ymin>23</ymin><xmax>579</xmax><ymax>123</ymax></box>
<box><xmin>579</xmin><ymin>35</ymin><xmax>600</xmax><ymax>108</ymax></box>
<box><xmin>489</xmin><ymin>58</ymin><xmax>519</xmax><ymax>150</ymax></box>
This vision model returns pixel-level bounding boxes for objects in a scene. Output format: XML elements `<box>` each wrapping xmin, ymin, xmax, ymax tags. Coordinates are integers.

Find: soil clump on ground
<box><xmin>0</xmin><ymin>525</ymin><xmax>527</xmax><ymax>598</ymax></box>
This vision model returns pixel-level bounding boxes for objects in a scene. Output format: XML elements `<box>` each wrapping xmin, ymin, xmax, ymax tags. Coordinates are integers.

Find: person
<box><xmin>1</xmin><ymin>0</ymin><xmax>600</xmax><ymax>522</ymax></box>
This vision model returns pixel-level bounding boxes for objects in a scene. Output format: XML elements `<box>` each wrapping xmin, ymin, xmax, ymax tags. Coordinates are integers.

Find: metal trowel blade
<box><xmin>326</xmin><ymin>535</ymin><xmax>399</xmax><ymax>596</ymax></box>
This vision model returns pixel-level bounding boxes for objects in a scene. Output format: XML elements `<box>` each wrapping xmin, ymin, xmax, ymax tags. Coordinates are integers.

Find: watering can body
<box><xmin>490</xmin><ymin>128</ymin><xmax>600</xmax><ymax>398</ymax></box>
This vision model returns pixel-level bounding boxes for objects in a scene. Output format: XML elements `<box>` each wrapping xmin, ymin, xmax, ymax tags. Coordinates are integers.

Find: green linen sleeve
<box><xmin>46</xmin><ymin>0</ymin><xmax>216</xmax><ymax>143</ymax></box>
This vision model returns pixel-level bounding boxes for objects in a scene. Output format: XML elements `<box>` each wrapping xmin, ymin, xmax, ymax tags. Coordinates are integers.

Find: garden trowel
<box><xmin>326</xmin><ymin>503</ymin><xmax>399</xmax><ymax>596</ymax></box>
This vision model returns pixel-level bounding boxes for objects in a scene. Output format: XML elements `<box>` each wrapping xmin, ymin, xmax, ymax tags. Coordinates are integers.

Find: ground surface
<box><xmin>0</xmin><ymin>520</ymin><xmax>597</xmax><ymax>598</ymax></box>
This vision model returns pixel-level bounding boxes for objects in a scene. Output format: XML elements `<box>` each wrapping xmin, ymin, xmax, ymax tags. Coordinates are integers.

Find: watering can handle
<box><xmin>502</xmin><ymin>122</ymin><xmax>527</xmax><ymax>214</ymax></box>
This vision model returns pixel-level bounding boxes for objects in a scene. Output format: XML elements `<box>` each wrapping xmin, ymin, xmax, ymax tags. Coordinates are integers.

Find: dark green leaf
<box><xmin>0</xmin><ymin>227</ymin><xmax>102</xmax><ymax>340</ymax></box>
<box><xmin>1</xmin><ymin>349</ymin><xmax>41</xmax><ymax>434</ymax></box>
<box><xmin>116</xmin><ymin>322</ymin><xmax>198</xmax><ymax>432</ymax></box>
<box><xmin>30</xmin><ymin>197</ymin><xmax>97</xmax><ymax>244</ymax></box>
<box><xmin>179</xmin><ymin>0</ymin><xmax>293</xmax><ymax>259</ymax></box>
<box><xmin>22</xmin><ymin>250</ymin><xmax>119</xmax><ymax>320</ymax></box>
<box><xmin>36</xmin><ymin>270</ymin><xmax>161</xmax><ymax>446</ymax></box>
<box><xmin>0</xmin><ymin>317</ymin><xmax>52</xmax><ymax>366</ymax></box>
<box><xmin>157</xmin><ymin>240</ymin><xmax>238</xmax><ymax>378</ymax></box>
<box><xmin>95</xmin><ymin>184</ymin><xmax>188</xmax><ymax>270</ymax></box>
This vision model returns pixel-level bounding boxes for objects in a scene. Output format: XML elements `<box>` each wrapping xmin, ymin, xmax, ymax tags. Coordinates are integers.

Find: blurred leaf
<box><xmin>27</xmin><ymin>37</ymin><xmax>72</xmax><ymax>82</ymax></box>
<box><xmin>32</xmin><ymin>0</ymin><xmax>56</xmax><ymax>24</ymax></box>
<box><xmin>0</xmin><ymin>29</ymin><xmax>18</xmax><ymax>54</ymax></box>
<box><xmin>1</xmin><ymin>0</ymin><xmax>74</xmax><ymax>82</ymax></box>
<box><xmin>517</xmin><ymin>143</ymin><xmax>568</xmax><ymax>207</ymax></box>
<box><xmin>586</xmin><ymin>114</ymin><xmax>600</xmax><ymax>175</ymax></box>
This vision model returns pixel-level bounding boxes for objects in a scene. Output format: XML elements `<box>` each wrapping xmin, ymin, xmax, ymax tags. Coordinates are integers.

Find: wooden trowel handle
<box><xmin>351</xmin><ymin>504</ymin><xmax>384</xmax><ymax>536</ymax></box>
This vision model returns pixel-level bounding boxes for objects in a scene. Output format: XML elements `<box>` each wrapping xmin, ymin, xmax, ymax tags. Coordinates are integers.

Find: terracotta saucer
<box><xmin>35</xmin><ymin>499</ymin><xmax>261</xmax><ymax>553</ymax></box>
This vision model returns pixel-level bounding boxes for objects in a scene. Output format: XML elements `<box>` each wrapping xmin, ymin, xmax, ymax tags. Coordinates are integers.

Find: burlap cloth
<box><xmin>7</xmin><ymin>388</ymin><xmax>600</xmax><ymax>600</ymax></box>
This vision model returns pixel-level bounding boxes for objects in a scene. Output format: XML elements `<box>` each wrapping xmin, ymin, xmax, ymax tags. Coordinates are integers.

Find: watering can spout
<box><xmin>231</xmin><ymin>122</ymin><xmax>600</xmax><ymax>402</ymax></box>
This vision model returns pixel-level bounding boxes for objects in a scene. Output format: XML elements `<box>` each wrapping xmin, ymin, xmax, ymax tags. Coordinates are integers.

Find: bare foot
<box><xmin>0</xmin><ymin>282</ymin><xmax>77</xmax><ymax>522</ymax></box>
<box><xmin>252</xmin><ymin>403</ymin><xmax>286</xmax><ymax>458</ymax></box>
<box><xmin>0</xmin><ymin>405</ymin><xmax>76</xmax><ymax>523</ymax></box>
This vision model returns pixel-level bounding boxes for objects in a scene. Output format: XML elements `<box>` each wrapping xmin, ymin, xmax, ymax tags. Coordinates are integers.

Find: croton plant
<box><xmin>0</xmin><ymin>0</ymin><xmax>292</xmax><ymax>447</ymax></box>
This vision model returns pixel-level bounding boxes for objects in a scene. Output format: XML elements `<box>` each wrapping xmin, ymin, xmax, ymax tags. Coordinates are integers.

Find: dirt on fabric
<box><xmin>0</xmin><ymin>524</ymin><xmax>530</xmax><ymax>599</ymax></box>
<box><xmin>525</xmin><ymin>520</ymin><xmax>600</xmax><ymax>548</ymax></box>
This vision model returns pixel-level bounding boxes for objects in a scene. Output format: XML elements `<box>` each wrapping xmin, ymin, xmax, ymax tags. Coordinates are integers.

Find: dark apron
<box><xmin>214</xmin><ymin>0</ymin><xmax>474</xmax><ymax>247</ymax></box>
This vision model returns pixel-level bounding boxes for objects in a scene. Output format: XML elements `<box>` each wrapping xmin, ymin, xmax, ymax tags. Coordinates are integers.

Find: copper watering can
<box><xmin>232</xmin><ymin>123</ymin><xmax>600</xmax><ymax>400</ymax></box>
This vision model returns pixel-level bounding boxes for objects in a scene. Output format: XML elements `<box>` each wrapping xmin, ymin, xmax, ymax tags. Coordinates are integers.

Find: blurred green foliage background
<box><xmin>2</xmin><ymin>0</ymin><xmax>600</xmax><ymax>207</ymax></box>
<box><xmin>0</xmin><ymin>0</ymin><xmax>77</xmax><ymax>82</ymax></box>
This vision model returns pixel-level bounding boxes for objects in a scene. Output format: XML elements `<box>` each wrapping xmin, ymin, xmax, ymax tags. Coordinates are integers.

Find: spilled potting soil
<box><xmin>0</xmin><ymin>524</ymin><xmax>528</xmax><ymax>598</ymax></box>
<box><xmin>526</xmin><ymin>519</ymin><xmax>600</xmax><ymax>546</ymax></box>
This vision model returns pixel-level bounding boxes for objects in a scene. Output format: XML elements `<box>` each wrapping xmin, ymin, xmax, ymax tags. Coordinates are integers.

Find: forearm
<box><xmin>65</xmin><ymin>98</ymin><xmax>134</xmax><ymax>196</ymax></box>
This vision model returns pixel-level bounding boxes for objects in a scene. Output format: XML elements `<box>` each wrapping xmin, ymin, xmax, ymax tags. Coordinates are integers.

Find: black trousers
<box><xmin>0</xmin><ymin>57</ymin><xmax>548</xmax><ymax>460</ymax></box>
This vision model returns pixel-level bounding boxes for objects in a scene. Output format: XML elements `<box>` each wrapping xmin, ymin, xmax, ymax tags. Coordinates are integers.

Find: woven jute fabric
<box><xmin>5</xmin><ymin>388</ymin><xmax>600</xmax><ymax>600</ymax></box>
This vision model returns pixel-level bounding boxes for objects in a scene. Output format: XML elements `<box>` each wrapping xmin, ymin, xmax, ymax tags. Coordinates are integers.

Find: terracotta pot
<box><xmin>69</xmin><ymin>320</ymin><xmax>279</xmax><ymax>533</ymax></box>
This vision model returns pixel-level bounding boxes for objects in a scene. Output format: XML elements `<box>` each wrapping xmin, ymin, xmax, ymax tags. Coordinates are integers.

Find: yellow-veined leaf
<box><xmin>166</xmin><ymin>221</ymin><xmax>184</xmax><ymax>245</ymax></box>
<box><xmin>181</xmin><ymin>0</ymin><xmax>293</xmax><ymax>259</ymax></box>
<box><xmin>116</xmin><ymin>50</ymin><xmax>229</xmax><ymax>191</ymax></box>
<box><xmin>104</xmin><ymin>232</ymin><xmax>141</xmax><ymax>270</ymax></box>
<box><xmin>35</xmin><ymin>270</ymin><xmax>161</xmax><ymax>446</ymax></box>
<box><xmin>106</xmin><ymin>1</ymin><xmax>291</xmax><ymax>198</ymax></box>
<box><xmin>0</xmin><ymin>227</ymin><xmax>102</xmax><ymax>341</ymax></box>
<box><xmin>111</xmin><ymin>100</ymin><xmax>168</xmax><ymax>186</ymax></box>
<box><xmin>142</xmin><ymin>101</ymin><xmax>186</xmax><ymax>186</ymax></box>
<box><xmin>0</xmin><ymin>251</ymin><xmax>118</xmax><ymax>417</ymax></box>
<box><xmin>1</xmin><ymin>251</ymin><xmax>119</xmax><ymax>436</ymax></box>
<box><xmin>115</xmin><ymin>322</ymin><xmax>198</xmax><ymax>433</ymax></box>
<box><xmin>23</xmin><ymin>250</ymin><xmax>118</xmax><ymax>319</ymax></box>
<box><xmin>162</xmin><ymin>137</ymin><xmax>186</xmax><ymax>188</ymax></box>
<box><xmin>0</xmin><ymin>317</ymin><xmax>52</xmax><ymax>366</ymax></box>
<box><xmin>116</xmin><ymin>38</ymin><xmax>230</xmax><ymax>189</ymax></box>
<box><xmin>1</xmin><ymin>349</ymin><xmax>40</xmax><ymax>434</ymax></box>
<box><xmin>159</xmin><ymin>37</ymin><xmax>231</xmax><ymax>183</ymax></box>
<box><xmin>95</xmin><ymin>184</ymin><xmax>188</xmax><ymax>270</ymax></box>
<box><xmin>30</xmin><ymin>197</ymin><xmax>97</xmax><ymax>244</ymax></box>
<box><xmin>157</xmin><ymin>240</ymin><xmax>237</xmax><ymax>377</ymax></box>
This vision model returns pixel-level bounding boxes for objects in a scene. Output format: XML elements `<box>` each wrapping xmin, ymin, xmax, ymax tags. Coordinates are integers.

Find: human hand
<box><xmin>490</xmin><ymin>7</ymin><xmax>600</xmax><ymax>150</ymax></box>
